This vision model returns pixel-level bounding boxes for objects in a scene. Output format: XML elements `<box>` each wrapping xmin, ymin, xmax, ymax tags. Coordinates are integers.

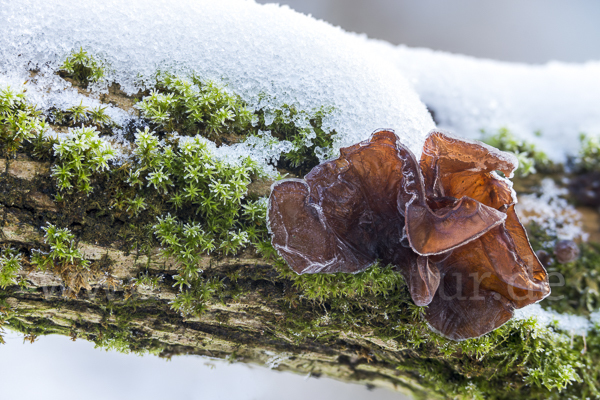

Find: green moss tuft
<box><xmin>136</xmin><ymin>73</ymin><xmax>252</xmax><ymax>140</ymax></box>
<box><xmin>0</xmin><ymin>247</ymin><xmax>23</xmax><ymax>289</ymax></box>
<box><xmin>51</xmin><ymin>101</ymin><xmax>112</xmax><ymax>130</ymax></box>
<box><xmin>481</xmin><ymin>127</ymin><xmax>551</xmax><ymax>176</ymax></box>
<box><xmin>277</xmin><ymin>262</ymin><xmax>405</xmax><ymax>302</ymax></box>
<box><xmin>29</xmin><ymin>224</ymin><xmax>109</xmax><ymax>297</ymax></box>
<box><xmin>60</xmin><ymin>47</ymin><xmax>107</xmax><ymax>87</ymax></box>
<box><xmin>0</xmin><ymin>86</ymin><xmax>49</xmax><ymax>156</ymax></box>
<box><xmin>51</xmin><ymin>126</ymin><xmax>116</xmax><ymax>194</ymax></box>
<box><xmin>575</xmin><ymin>133</ymin><xmax>600</xmax><ymax>172</ymax></box>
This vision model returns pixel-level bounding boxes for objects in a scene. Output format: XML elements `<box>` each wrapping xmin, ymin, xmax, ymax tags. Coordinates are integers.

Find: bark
<box><xmin>0</xmin><ymin>155</ymin><xmax>433</xmax><ymax>399</ymax></box>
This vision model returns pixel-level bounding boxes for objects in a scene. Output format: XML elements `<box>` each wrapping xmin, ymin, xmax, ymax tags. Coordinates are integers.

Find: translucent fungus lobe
<box><xmin>268</xmin><ymin>130</ymin><xmax>416</xmax><ymax>274</ymax></box>
<box><xmin>268</xmin><ymin>129</ymin><xmax>550</xmax><ymax>340</ymax></box>
<box><xmin>417</xmin><ymin>131</ymin><xmax>550</xmax><ymax>339</ymax></box>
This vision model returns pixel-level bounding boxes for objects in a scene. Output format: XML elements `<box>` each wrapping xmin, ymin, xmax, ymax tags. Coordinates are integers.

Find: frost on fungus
<box><xmin>268</xmin><ymin>129</ymin><xmax>550</xmax><ymax>340</ymax></box>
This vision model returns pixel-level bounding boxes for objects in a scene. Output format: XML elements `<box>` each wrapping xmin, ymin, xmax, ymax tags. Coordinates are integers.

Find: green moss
<box><xmin>51</xmin><ymin>126</ymin><xmax>116</xmax><ymax>194</ymax></box>
<box><xmin>31</xmin><ymin>224</ymin><xmax>89</xmax><ymax>269</ymax></box>
<box><xmin>136</xmin><ymin>73</ymin><xmax>253</xmax><ymax>141</ymax></box>
<box><xmin>91</xmin><ymin>312</ymin><xmax>165</xmax><ymax>356</ymax></box>
<box><xmin>575</xmin><ymin>133</ymin><xmax>600</xmax><ymax>172</ymax></box>
<box><xmin>481</xmin><ymin>127</ymin><xmax>551</xmax><ymax>176</ymax></box>
<box><xmin>0</xmin><ymin>86</ymin><xmax>49</xmax><ymax>156</ymax></box>
<box><xmin>1</xmin><ymin>294</ymin><xmax>169</xmax><ymax>355</ymax></box>
<box><xmin>30</xmin><ymin>224</ymin><xmax>100</xmax><ymax>297</ymax></box>
<box><xmin>526</xmin><ymin>221</ymin><xmax>600</xmax><ymax>315</ymax></box>
<box><xmin>51</xmin><ymin>101</ymin><xmax>112</xmax><ymax>129</ymax></box>
<box><xmin>0</xmin><ymin>247</ymin><xmax>22</xmax><ymax>289</ymax></box>
<box><xmin>276</xmin><ymin>262</ymin><xmax>405</xmax><ymax>302</ymax></box>
<box><xmin>131</xmin><ymin>128</ymin><xmax>267</xmax><ymax>258</ymax></box>
<box><xmin>122</xmin><ymin>127</ymin><xmax>274</xmax><ymax>315</ymax></box>
<box><xmin>60</xmin><ymin>47</ymin><xmax>106</xmax><ymax>87</ymax></box>
<box><xmin>130</xmin><ymin>271</ymin><xmax>164</xmax><ymax>290</ymax></box>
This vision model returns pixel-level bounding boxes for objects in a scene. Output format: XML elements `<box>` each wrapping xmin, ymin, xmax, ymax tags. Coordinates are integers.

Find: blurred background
<box><xmin>256</xmin><ymin>0</ymin><xmax>600</xmax><ymax>63</ymax></box>
<box><xmin>0</xmin><ymin>331</ymin><xmax>405</xmax><ymax>400</ymax></box>
<box><xmin>2</xmin><ymin>1</ymin><xmax>599</xmax><ymax>399</ymax></box>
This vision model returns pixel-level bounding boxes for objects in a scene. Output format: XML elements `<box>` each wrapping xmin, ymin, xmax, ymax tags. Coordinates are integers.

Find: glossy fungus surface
<box><xmin>268</xmin><ymin>130</ymin><xmax>419</xmax><ymax>274</ymax></box>
<box><xmin>268</xmin><ymin>129</ymin><xmax>551</xmax><ymax>340</ymax></box>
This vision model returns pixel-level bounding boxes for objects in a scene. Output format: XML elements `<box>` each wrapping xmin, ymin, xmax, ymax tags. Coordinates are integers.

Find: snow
<box><xmin>514</xmin><ymin>304</ymin><xmax>594</xmax><ymax>335</ymax></box>
<box><xmin>376</xmin><ymin>43</ymin><xmax>600</xmax><ymax>162</ymax></box>
<box><xmin>515</xmin><ymin>178</ymin><xmax>588</xmax><ymax>242</ymax></box>
<box><xmin>0</xmin><ymin>0</ymin><xmax>434</xmax><ymax>163</ymax></box>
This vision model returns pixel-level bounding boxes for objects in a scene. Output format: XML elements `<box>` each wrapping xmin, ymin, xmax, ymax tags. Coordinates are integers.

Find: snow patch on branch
<box><xmin>0</xmin><ymin>0</ymin><xmax>434</xmax><ymax>160</ymax></box>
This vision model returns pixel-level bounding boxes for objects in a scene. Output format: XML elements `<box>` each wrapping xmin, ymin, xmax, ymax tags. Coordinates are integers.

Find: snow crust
<box><xmin>516</xmin><ymin>178</ymin><xmax>588</xmax><ymax>242</ymax></box>
<box><xmin>0</xmin><ymin>0</ymin><xmax>434</xmax><ymax>160</ymax></box>
<box><xmin>514</xmin><ymin>304</ymin><xmax>596</xmax><ymax>335</ymax></box>
<box><xmin>376</xmin><ymin>43</ymin><xmax>600</xmax><ymax>161</ymax></box>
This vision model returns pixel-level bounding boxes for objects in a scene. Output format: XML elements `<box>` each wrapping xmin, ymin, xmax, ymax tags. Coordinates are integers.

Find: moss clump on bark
<box><xmin>0</xmin><ymin>48</ymin><xmax>599</xmax><ymax>400</ymax></box>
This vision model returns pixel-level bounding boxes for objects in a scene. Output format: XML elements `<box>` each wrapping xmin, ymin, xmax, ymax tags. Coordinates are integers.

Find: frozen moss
<box><xmin>136</xmin><ymin>73</ymin><xmax>252</xmax><ymax>140</ymax></box>
<box><xmin>252</xmin><ymin>103</ymin><xmax>335</xmax><ymax>173</ymax></box>
<box><xmin>51</xmin><ymin>126</ymin><xmax>116</xmax><ymax>194</ymax></box>
<box><xmin>51</xmin><ymin>101</ymin><xmax>112</xmax><ymax>129</ymax></box>
<box><xmin>134</xmin><ymin>73</ymin><xmax>336</xmax><ymax>174</ymax></box>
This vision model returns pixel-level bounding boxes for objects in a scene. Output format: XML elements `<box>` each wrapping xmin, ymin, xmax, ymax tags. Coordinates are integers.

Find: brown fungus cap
<box><xmin>268</xmin><ymin>129</ymin><xmax>551</xmax><ymax>340</ymax></box>
<box><xmin>416</xmin><ymin>131</ymin><xmax>550</xmax><ymax>340</ymax></box>
<box><xmin>268</xmin><ymin>130</ymin><xmax>418</xmax><ymax>274</ymax></box>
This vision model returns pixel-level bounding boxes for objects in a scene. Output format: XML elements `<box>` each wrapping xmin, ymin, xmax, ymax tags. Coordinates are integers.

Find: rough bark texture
<box><xmin>0</xmin><ymin>156</ymin><xmax>431</xmax><ymax>399</ymax></box>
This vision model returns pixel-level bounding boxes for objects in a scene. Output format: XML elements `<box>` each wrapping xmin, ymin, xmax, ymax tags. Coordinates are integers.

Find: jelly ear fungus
<box><xmin>268</xmin><ymin>129</ymin><xmax>550</xmax><ymax>340</ymax></box>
